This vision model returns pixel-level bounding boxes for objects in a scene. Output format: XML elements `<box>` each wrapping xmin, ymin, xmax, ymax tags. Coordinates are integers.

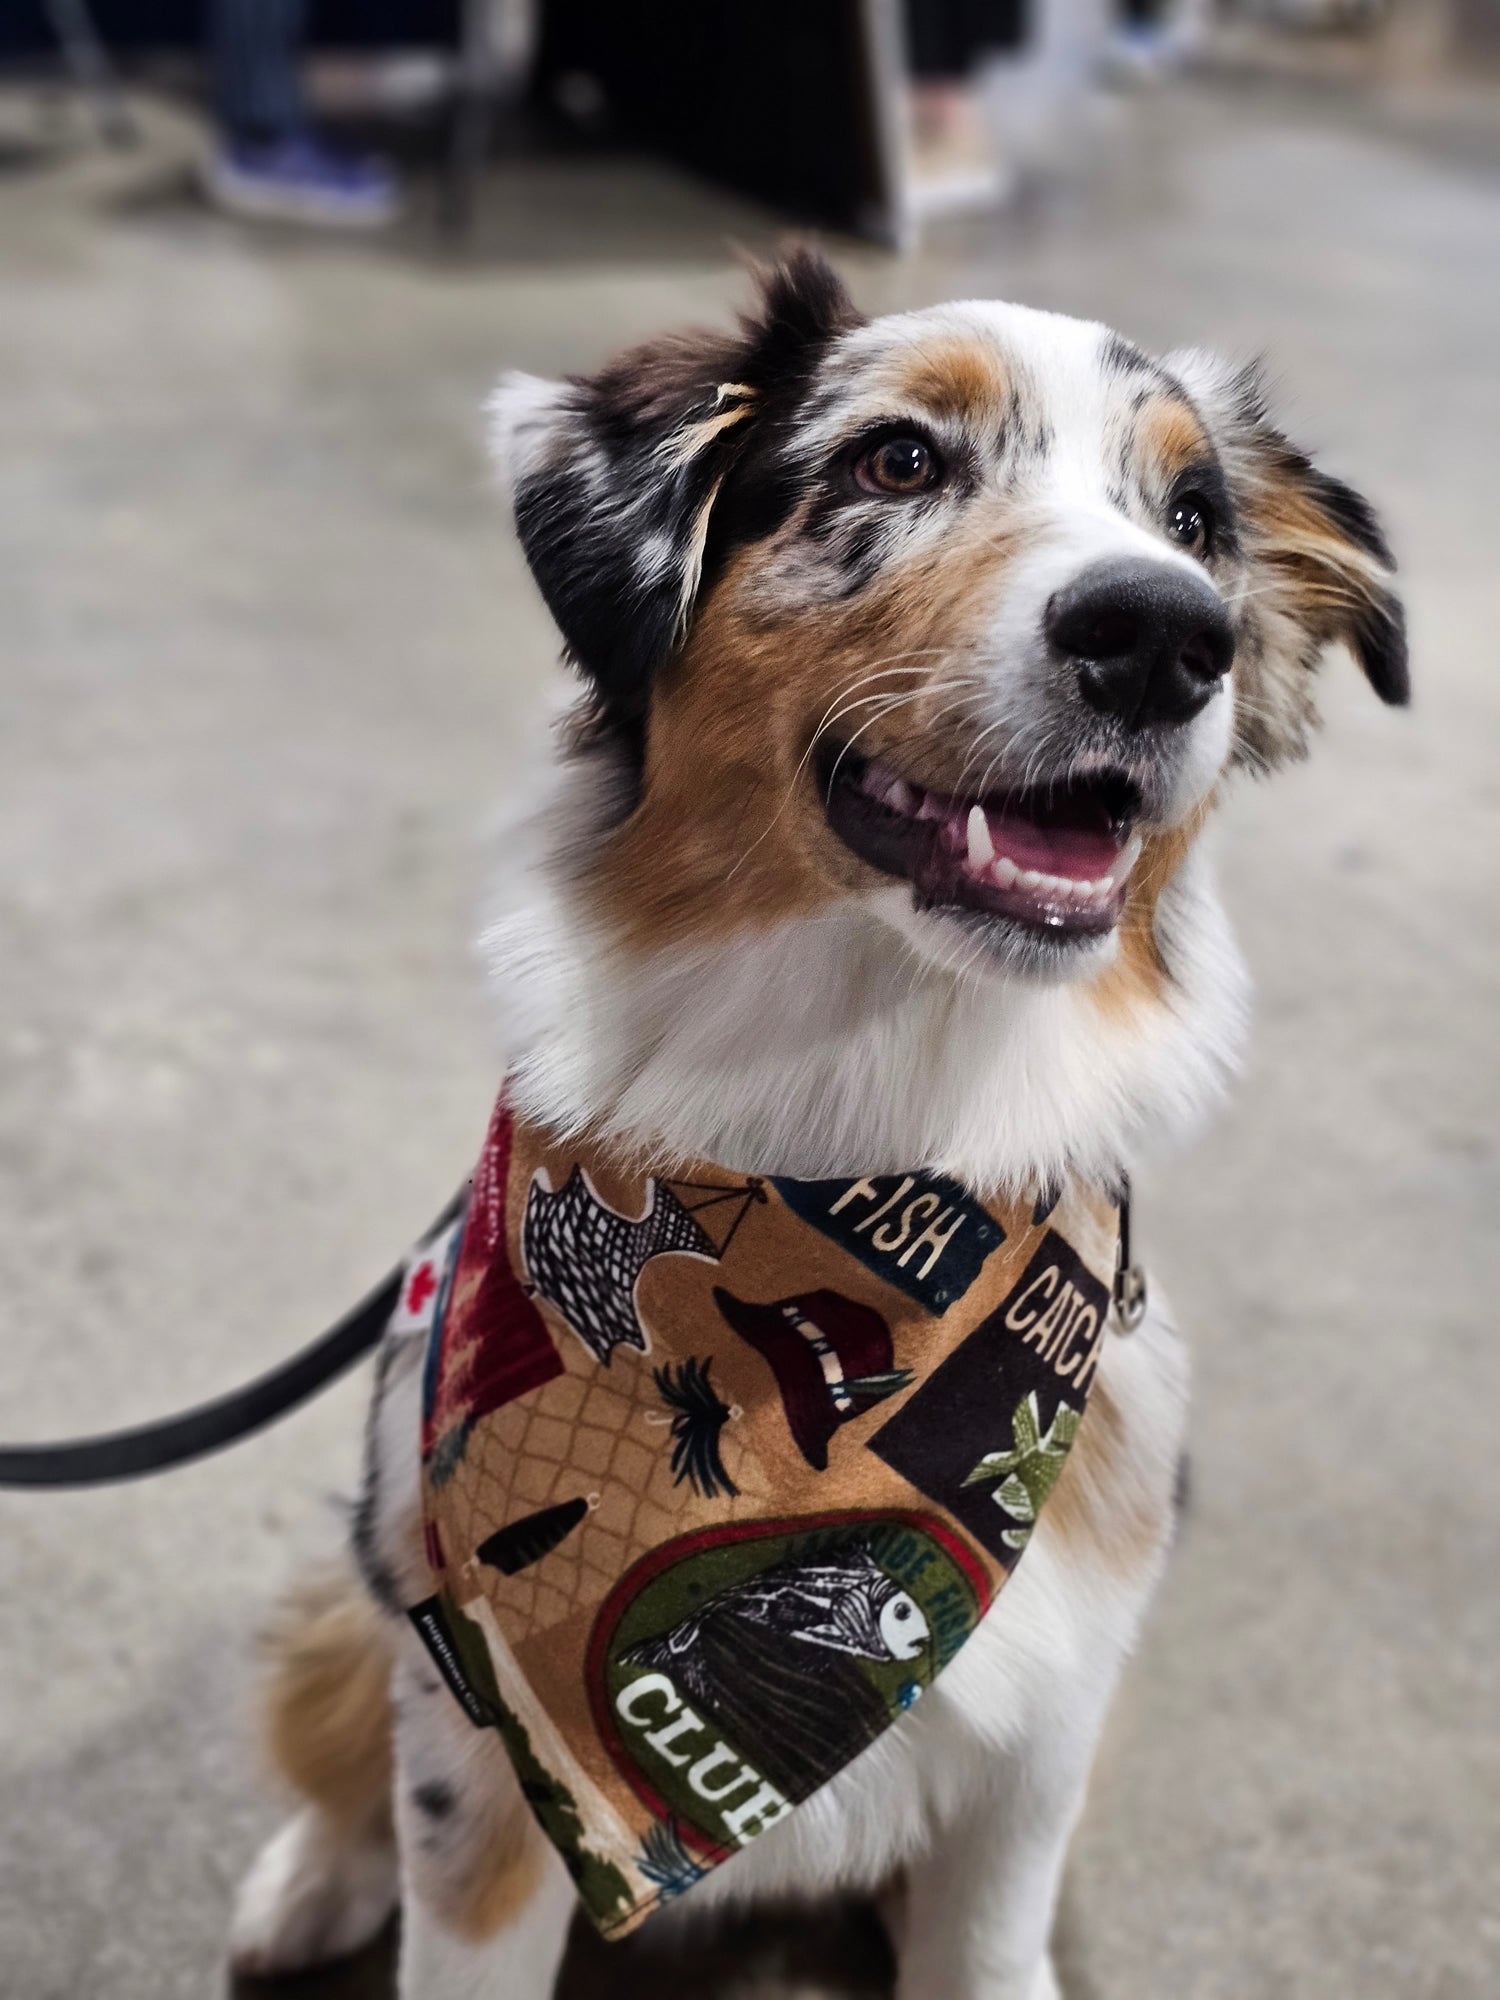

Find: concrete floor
<box><xmin>1</xmin><ymin>74</ymin><xmax>1497</xmax><ymax>2000</ymax></box>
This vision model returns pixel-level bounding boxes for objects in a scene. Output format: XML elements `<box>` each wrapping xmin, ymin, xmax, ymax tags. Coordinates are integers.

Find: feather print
<box><xmin>477</xmin><ymin>1496</ymin><xmax>590</xmax><ymax>1575</ymax></box>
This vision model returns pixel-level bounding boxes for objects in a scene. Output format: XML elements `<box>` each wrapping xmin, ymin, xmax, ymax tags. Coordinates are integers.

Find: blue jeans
<box><xmin>211</xmin><ymin>0</ymin><xmax>307</xmax><ymax>145</ymax></box>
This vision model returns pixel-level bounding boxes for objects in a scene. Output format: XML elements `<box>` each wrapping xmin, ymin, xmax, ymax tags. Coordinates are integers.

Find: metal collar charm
<box><xmin>404</xmin><ymin>1092</ymin><xmax>1130</xmax><ymax>1939</ymax></box>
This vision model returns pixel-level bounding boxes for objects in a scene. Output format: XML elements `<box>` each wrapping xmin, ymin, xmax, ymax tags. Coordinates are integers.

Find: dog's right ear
<box><xmin>1166</xmin><ymin>350</ymin><xmax>1407</xmax><ymax>768</ymax></box>
<box><xmin>490</xmin><ymin>250</ymin><xmax>859</xmax><ymax>730</ymax></box>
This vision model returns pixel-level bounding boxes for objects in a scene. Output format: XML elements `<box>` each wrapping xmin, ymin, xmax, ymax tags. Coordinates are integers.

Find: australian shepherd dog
<box><xmin>228</xmin><ymin>251</ymin><xmax>1405</xmax><ymax>1999</ymax></box>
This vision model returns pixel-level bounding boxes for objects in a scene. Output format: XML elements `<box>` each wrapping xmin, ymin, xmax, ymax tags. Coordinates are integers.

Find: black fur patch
<box><xmin>1103</xmin><ymin>331</ymin><xmax>1155</xmax><ymax>379</ymax></box>
<box><xmin>512</xmin><ymin>249</ymin><xmax>861</xmax><ymax>735</ymax></box>
<box><xmin>1011</xmin><ymin>403</ymin><xmax>1053</xmax><ymax>466</ymax></box>
<box><xmin>1347</xmin><ymin>592</ymin><xmax>1409</xmax><ymax>706</ymax></box>
<box><xmin>411</xmin><ymin>1779</ymin><xmax>457</xmax><ymax>1821</ymax></box>
<box><xmin>1302</xmin><ymin>464</ymin><xmax>1397</xmax><ymax>569</ymax></box>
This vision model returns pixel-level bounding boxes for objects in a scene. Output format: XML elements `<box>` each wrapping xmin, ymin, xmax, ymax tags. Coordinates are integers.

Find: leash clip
<box><xmin>1112</xmin><ymin>1182</ymin><xmax>1149</xmax><ymax>1333</ymax></box>
<box><xmin>1113</xmin><ymin>1261</ymin><xmax>1148</xmax><ymax>1333</ymax></box>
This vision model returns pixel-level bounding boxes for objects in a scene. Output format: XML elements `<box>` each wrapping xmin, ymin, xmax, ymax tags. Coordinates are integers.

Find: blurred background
<box><xmin>1</xmin><ymin>3</ymin><xmax>1497</xmax><ymax>1997</ymax></box>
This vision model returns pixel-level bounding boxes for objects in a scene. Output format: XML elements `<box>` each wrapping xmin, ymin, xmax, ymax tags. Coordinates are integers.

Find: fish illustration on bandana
<box><xmin>620</xmin><ymin>1542</ymin><xmax>932</xmax><ymax>1799</ymax></box>
<box><xmin>523</xmin><ymin>1169</ymin><xmax>765</xmax><ymax>1366</ymax></box>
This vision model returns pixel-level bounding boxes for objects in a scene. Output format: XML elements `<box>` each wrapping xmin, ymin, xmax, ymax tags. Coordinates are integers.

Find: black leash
<box><xmin>0</xmin><ymin>1192</ymin><xmax>465</xmax><ymax>1491</ymax></box>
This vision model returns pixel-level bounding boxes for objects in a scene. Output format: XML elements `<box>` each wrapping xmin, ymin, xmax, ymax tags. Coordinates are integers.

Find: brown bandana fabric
<box><xmin>405</xmin><ymin>1091</ymin><xmax>1121</xmax><ymax>1939</ymax></box>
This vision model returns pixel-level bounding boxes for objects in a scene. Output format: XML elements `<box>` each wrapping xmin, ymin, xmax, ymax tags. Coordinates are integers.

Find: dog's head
<box><xmin>494</xmin><ymin>250</ymin><xmax>1404</xmax><ymax>990</ymax></box>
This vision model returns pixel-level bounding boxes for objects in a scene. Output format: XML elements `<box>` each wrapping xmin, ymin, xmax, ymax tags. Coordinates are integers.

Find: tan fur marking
<box><xmin>586</xmin><ymin>518</ymin><xmax>1033</xmax><ymax>960</ymax></box>
<box><xmin>1230</xmin><ymin>467</ymin><xmax>1395</xmax><ymax>763</ymax></box>
<box><xmin>1044</xmin><ymin>1372</ymin><xmax>1171</xmax><ymax>1576</ymax></box>
<box><xmin>675</xmin><ymin>470</ymin><xmax>732</xmax><ymax>631</ymax></box>
<box><xmin>1136</xmin><ymin>395</ymin><xmax>1211</xmax><ymax>480</ymax></box>
<box><xmin>1247</xmin><ymin>479</ymin><xmax>1387</xmax><ymax>634</ymax></box>
<box><xmin>662</xmin><ymin>398</ymin><xmax>756</xmax><ymax>470</ymax></box>
<box><xmin>893</xmin><ymin>337</ymin><xmax>1010</xmax><ymax>422</ymax></box>
<box><xmin>262</xmin><ymin>1567</ymin><xmax>394</xmax><ymax>1840</ymax></box>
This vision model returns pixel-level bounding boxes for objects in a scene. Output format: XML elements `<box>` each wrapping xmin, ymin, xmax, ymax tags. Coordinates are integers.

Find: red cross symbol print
<box><xmin>405</xmin><ymin>1260</ymin><xmax>437</xmax><ymax>1317</ymax></box>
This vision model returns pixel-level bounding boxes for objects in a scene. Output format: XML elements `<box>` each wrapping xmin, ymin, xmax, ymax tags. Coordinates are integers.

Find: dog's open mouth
<box><xmin>818</xmin><ymin>742</ymin><xmax>1144</xmax><ymax>939</ymax></box>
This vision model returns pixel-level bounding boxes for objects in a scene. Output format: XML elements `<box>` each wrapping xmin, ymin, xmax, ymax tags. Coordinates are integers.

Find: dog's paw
<box><xmin>229</xmin><ymin>1808</ymin><xmax>398</xmax><ymax>1977</ymax></box>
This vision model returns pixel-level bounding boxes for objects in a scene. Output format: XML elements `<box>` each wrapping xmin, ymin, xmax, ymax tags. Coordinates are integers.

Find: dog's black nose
<box><xmin>1047</xmin><ymin>557</ymin><xmax>1234</xmax><ymax>728</ymax></box>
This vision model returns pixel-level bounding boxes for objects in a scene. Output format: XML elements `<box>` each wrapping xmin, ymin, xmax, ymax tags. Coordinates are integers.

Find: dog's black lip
<box><xmin>816</xmin><ymin>740</ymin><xmax>1144</xmax><ymax>831</ymax></box>
<box><xmin>815</xmin><ymin>739</ymin><xmax>1141</xmax><ymax>942</ymax></box>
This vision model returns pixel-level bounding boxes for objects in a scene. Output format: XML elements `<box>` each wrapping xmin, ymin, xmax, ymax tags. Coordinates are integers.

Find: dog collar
<box><xmin>403</xmin><ymin>1090</ymin><xmax>1123</xmax><ymax>1938</ymax></box>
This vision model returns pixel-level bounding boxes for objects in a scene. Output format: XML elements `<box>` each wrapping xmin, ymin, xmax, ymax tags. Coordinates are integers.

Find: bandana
<box><xmin>403</xmin><ymin>1091</ymin><xmax>1121</xmax><ymax>1940</ymax></box>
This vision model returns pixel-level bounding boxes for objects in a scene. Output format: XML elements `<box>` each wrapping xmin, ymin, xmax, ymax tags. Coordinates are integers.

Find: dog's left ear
<box><xmin>1168</xmin><ymin>351</ymin><xmax>1407</xmax><ymax>765</ymax></box>
<box><xmin>490</xmin><ymin>249</ymin><xmax>860</xmax><ymax>734</ymax></box>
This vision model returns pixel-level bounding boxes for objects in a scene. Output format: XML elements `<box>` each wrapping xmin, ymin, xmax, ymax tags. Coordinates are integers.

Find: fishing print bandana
<box><xmin>405</xmin><ymin>1091</ymin><xmax>1122</xmax><ymax>1939</ymax></box>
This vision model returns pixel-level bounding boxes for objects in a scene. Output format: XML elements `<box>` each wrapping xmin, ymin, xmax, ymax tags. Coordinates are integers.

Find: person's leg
<box><xmin>209</xmin><ymin>0</ymin><xmax>307</xmax><ymax>147</ymax></box>
<box><xmin>902</xmin><ymin>0</ymin><xmax>1020</xmax><ymax>218</ymax></box>
<box><xmin>201</xmin><ymin>0</ymin><xmax>400</xmax><ymax>228</ymax></box>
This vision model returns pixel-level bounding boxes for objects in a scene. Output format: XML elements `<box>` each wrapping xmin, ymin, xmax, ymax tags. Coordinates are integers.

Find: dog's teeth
<box><xmin>1017</xmin><ymin>868</ymin><xmax>1043</xmax><ymax>891</ymax></box>
<box><xmin>916</xmin><ymin>793</ymin><xmax>945</xmax><ymax>822</ymax></box>
<box><xmin>993</xmin><ymin>856</ymin><xmax>1019</xmax><ymax>888</ymax></box>
<box><xmin>888</xmin><ymin>778</ymin><xmax>916</xmax><ymax>814</ymax></box>
<box><xmin>966</xmin><ymin>805</ymin><xmax>995</xmax><ymax>870</ymax></box>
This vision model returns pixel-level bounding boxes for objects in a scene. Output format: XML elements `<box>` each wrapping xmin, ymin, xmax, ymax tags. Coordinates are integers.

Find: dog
<box><xmin>227</xmin><ymin>249</ymin><xmax>1406</xmax><ymax>1999</ymax></box>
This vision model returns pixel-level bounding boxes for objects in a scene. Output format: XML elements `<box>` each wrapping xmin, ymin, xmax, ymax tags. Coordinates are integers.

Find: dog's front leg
<box><xmin>392</xmin><ymin>1655</ymin><xmax>577</xmax><ymax>2000</ymax></box>
<box><xmin>398</xmin><ymin>1852</ymin><xmax>576</xmax><ymax>2000</ymax></box>
<box><xmin>895</xmin><ymin>1743</ymin><xmax>1092</xmax><ymax>2000</ymax></box>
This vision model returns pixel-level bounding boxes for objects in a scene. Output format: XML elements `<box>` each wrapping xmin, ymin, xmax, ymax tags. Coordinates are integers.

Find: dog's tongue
<box><xmin>923</xmin><ymin>783</ymin><xmax>1126</xmax><ymax>881</ymax></box>
<box><xmin>857</xmin><ymin>758</ymin><xmax>1137</xmax><ymax>895</ymax></box>
<box><xmin>979</xmin><ymin>809</ymin><xmax>1121</xmax><ymax>880</ymax></box>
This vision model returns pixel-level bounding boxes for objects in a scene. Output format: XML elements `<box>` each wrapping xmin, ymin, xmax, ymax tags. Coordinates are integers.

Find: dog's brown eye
<box><xmin>856</xmin><ymin>436</ymin><xmax>941</xmax><ymax>496</ymax></box>
<box><xmin>1167</xmin><ymin>496</ymin><xmax>1212</xmax><ymax>558</ymax></box>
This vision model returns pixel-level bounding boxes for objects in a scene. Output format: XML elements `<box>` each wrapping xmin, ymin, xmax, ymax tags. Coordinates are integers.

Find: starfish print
<box><xmin>961</xmin><ymin>1392</ymin><xmax>1081</xmax><ymax>1550</ymax></box>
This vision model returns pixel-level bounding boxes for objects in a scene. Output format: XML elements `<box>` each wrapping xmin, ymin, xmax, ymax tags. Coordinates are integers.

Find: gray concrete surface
<box><xmin>1</xmin><ymin>76</ymin><xmax>1497</xmax><ymax>2000</ymax></box>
